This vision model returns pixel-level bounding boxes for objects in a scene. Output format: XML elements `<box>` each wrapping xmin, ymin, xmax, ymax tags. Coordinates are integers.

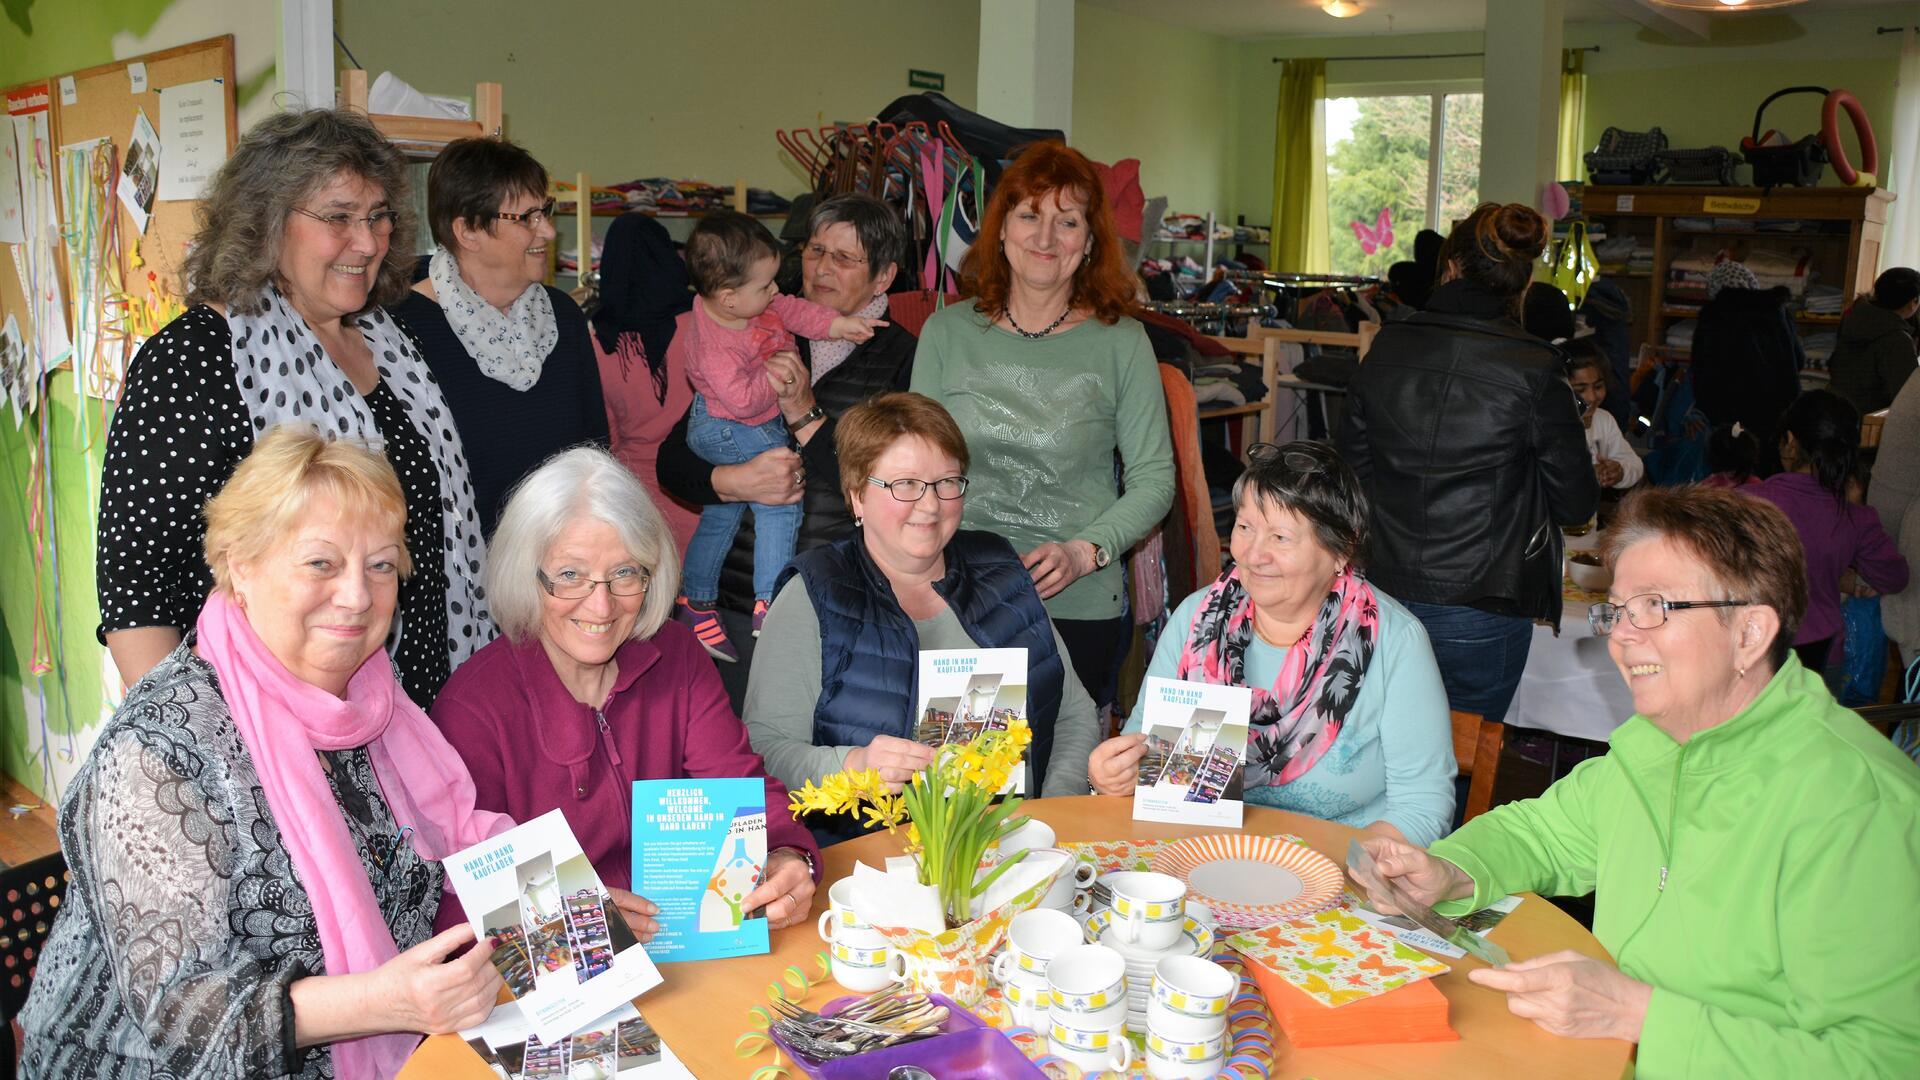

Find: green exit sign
<box><xmin>909</xmin><ymin>69</ymin><xmax>945</xmax><ymax>91</ymax></box>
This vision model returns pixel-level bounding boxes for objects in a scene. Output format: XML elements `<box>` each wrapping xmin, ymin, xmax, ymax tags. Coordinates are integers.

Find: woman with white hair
<box><xmin>430</xmin><ymin>446</ymin><xmax>820</xmax><ymax>936</ymax></box>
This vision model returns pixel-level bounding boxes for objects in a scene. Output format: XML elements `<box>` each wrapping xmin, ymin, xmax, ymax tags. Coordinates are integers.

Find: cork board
<box><xmin>1</xmin><ymin>80</ymin><xmax>56</xmax><ymax>361</ymax></box>
<box><xmin>52</xmin><ymin>35</ymin><xmax>236</xmax><ymax>300</ymax></box>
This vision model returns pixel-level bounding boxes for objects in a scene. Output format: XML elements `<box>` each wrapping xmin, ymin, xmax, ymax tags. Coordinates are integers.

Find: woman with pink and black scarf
<box><xmin>1086</xmin><ymin>441</ymin><xmax>1458</xmax><ymax>844</ymax></box>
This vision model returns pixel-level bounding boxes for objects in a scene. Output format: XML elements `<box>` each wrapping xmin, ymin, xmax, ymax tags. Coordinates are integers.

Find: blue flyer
<box><xmin>630</xmin><ymin>778</ymin><xmax>770</xmax><ymax>963</ymax></box>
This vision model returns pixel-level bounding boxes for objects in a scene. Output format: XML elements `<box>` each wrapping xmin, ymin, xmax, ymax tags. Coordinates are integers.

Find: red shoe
<box><xmin>752</xmin><ymin>599</ymin><xmax>770</xmax><ymax>637</ymax></box>
<box><xmin>674</xmin><ymin>597</ymin><xmax>738</xmax><ymax>662</ymax></box>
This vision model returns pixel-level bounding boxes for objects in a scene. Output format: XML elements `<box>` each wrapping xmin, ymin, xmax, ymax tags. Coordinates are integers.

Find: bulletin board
<box><xmin>0</xmin><ymin>35</ymin><xmax>234</xmax><ymax>392</ymax></box>
<box><xmin>52</xmin><ymin>35</ymin><xmax>236</xmax><ymax>304</ymax></box>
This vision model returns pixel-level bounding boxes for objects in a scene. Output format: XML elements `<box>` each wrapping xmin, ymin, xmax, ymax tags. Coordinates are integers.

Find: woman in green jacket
<box><xmin>910</xmin><ymin>141</ymin><xmax>1172</xmax><ymax>718</ymax></box>
<box><xmin>1356</xmin><ymin>485</ymin><xmax>1919</xmax><ymax>1077</ymax></box>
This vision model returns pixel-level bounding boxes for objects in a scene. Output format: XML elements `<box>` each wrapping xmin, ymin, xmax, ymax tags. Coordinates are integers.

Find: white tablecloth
<box><xmin>1507</xmin><ymin>598</ymin><xmax>1636</xmax><ymax>743</ymax></box>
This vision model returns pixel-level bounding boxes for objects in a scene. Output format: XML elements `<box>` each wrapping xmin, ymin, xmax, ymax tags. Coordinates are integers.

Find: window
<box><xmin>1325</xmin><ymin>93</ymin><xmax>1482</xmax><ymax>277</ymax></box>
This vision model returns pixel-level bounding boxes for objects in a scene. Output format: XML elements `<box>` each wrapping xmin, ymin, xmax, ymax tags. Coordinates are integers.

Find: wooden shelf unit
<box><xmin>1578</xmin><ymin>184</ymin><xmax>1892</xmax><ymax>364</ymax></box>
<box><xmin>338</xmin><ymin>69</ymin><xmax>501</xmax><ymax>158</ymax></box>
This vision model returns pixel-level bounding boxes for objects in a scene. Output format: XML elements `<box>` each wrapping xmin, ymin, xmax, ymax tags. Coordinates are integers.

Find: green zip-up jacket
<box><xmin>1430</xmin><ymin>656</ymin><xmax>1920</xmax><ymax>1077</ymax></box>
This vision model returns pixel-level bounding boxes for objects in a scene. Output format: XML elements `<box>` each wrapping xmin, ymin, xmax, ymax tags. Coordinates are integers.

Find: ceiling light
<box><xmin>1322</xmin><ymin>1</ymin><xmax>1363</xmax><ymax>17</ymax></box>
<box><xmin>1647</xmin><ymin>0</ymin><xmax>1809</xmax><ymax>10</ymax></box>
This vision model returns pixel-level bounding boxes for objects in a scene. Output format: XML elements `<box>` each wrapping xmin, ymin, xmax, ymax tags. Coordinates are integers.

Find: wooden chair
<box><xmin>1861</xmin><ymin>408</ymin><xmax>1888</xmax><ymax>449</ymax></box>
<box><xmin>1</xmin><ymin>851</ymin><xmax>70</xmax><ymax>1075</ymax></box>
<box><xmin>1451</xmin><ymin>710</ymin><xmax>1506</xmax><ymax>823</ymax></box>
<box><xmin>1158</xmin><ymin>363</ymin><xmax>1222</xmax><ymax>595</ymax></box>
<box><xmin>885</xmin><ymin>290</ymin><xmax>962</xmax><ymax>338</ymax></box>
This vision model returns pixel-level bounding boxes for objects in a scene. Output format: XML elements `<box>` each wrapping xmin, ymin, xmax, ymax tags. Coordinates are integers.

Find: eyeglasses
<box><xmin>497</xmin><ymin>199</ymin><xmax>558</xmax><ymax>228</ymax></box>
<box><xmin>867</xmin><ymin>475</ymin><xmax>969</xmax><ymax>502</ymax></box>
<box><xmin>1588</xmin><ymin>593</ymin><xmax>1752</xmax><ymax>636</ymax></box>
<box><xmin>803</xmin><ymin>242</ymin><xmax>869</xmax><ymax>271</ymax></box>
<box><xmin>291</xmin><ymin>206</ymin><xmax>400</xmax><ymax>237</ymax></box>
<box><xmin>1247</xmin><ymin>442</ymin><xmax>1330</xmax><ymax>473</ymax></box>
<box><xmin>538</xmin><ymin>566</ymin><xmax>651</xmax><ymax>600</ymax></box>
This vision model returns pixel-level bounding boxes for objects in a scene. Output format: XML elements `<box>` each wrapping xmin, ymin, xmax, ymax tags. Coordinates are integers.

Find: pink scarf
<box><xmin>1175</xmin><ymin>567</ymin><xmax>1379</xmax><ymax>788</ymax></box>
<box><xmin>195</xmin><ymin>590</ymin><xmax>511</xmax><ymax>1079</ymax></box>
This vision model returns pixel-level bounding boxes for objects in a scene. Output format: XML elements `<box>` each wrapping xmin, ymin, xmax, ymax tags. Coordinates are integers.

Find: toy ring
<box><xmin>1821</xmin><ymin>89</ymin><xmax>1878</xmax><ymax>187</ymax></box>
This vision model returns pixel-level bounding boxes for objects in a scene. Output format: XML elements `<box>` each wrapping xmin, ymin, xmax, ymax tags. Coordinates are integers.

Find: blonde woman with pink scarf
<box><xmin>23</xmin><ymin>427</ymin><xmax>512</xmax><ymax>1079</ymax></box>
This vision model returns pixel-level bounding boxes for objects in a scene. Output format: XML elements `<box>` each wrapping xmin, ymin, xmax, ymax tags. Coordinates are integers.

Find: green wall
<box><xmin>332</xmin><ymin>0</ymin><xmax>982</xmax><ymax>196</ymax></box>
<box><xmin>1071</xmin><ymin>1</ymin><xmax>1235</xmax><ymax>220</ymax></box>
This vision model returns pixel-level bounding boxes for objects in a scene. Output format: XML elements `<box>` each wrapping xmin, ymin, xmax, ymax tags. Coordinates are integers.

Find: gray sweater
<box><xmin>742</xmin><ymin>578</ymin><xmax>1100</xmax><ymax>797</ymax></box>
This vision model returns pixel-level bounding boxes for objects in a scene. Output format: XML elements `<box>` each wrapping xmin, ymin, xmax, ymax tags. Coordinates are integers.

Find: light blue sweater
<box><xmin>1123</xmin><ymin>585</ymin><xmax>1458</xmax><ymax>845</ymax></box>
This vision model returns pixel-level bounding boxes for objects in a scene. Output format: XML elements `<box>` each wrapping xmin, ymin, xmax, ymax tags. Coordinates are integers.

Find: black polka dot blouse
<box><xmin>97</xmin><ymin>305</ymin><xmax>455</xmax><ymax>706</ymax></box>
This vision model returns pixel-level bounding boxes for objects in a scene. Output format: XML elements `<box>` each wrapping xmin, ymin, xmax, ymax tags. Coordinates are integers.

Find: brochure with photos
<box><xmin>1132</xmin><ymin>676</ymin><xmax>1252</xmax><ymax>828</ymax></box>
<box><xmin>460</xmin><ymin>1000</ymin><xmax>694</xmax><ymax>1079</ymax></box>
<box><xmin>445</xmin><ymin>809</ymin><xmax>664</xmax><ymax>1044</ymax></box>
<box><xmin>912</xmin><ymin>647</ymin><xmax>1029</xmax><ymax>794</ymax></box>
<box><xmin>630</xmin><ymin>778</ymin><xmax>771</xmax><ymax>962</ymax></box>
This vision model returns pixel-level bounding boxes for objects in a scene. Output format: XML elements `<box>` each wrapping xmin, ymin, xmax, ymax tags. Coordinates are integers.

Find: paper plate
<box><xmin>1150</xmin><ymin>835</ymin><xmax>1344</xmax><ymax>919</ymax></box>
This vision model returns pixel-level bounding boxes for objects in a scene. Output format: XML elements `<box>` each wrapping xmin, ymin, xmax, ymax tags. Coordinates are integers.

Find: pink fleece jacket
<box><xmin>429</xmin><ymin>619</ymin><xmax>821</xmax><ymax>921</ymax></box>
<box><xmin>671</xmin><ymin>293</ymin><xmax>839</xmax><ymax>423</ymax></box>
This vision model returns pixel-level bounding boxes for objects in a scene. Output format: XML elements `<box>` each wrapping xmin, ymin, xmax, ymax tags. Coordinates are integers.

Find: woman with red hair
<box><xmin>910</xmin><ymin>141</ymin><xmax>1173</xmax><ymax>720</ymax></box>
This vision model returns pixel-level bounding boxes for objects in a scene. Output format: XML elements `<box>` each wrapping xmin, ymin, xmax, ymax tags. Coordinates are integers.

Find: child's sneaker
<box><xmin>675</xmin><ymin>596</ymin><xmax>738</xmax><ymax>662</ymax></box>
<box><xmin>752</xmin><ymin>599</ymin><xmax>770</xmax><ymax>637</ymax></box>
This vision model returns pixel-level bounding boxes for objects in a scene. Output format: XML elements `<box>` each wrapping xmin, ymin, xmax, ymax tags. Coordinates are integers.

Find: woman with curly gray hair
<box><xmin>97</xmin><ymin>108</ymin><xmax>489</xmax><ymax>707</ymax></box>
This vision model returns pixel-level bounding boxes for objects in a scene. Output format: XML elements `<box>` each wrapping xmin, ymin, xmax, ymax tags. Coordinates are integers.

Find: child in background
<box><xmin>673</xmin><ymin>212</ymin><xmax>884</xmax><ymax>661</ymax></box>
<box><xmin>1753</xmin><ymin>390</ymin><xmax>1909</xmax><ymax>672</ymax></box>
<box><xmin>1565</xmin><ymin>338</ymin><xmax>1643</xmax><ymax>490</ymax></box>
<box><xmin>1701</xmin><ymin>423</ymin><xmax>1763</xmax><ymax>488</ymax></box>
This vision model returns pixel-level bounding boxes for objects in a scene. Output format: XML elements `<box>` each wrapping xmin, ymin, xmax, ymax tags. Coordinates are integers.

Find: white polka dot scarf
<box><xmin>226</xmin><ymin>286</ymin><xmax>494</xmax><ymax>669</ymax></box>
<box><xmin>428</xmin><ymin>245</ymin><xmax>557</xmax><ymax>392</ymax></box>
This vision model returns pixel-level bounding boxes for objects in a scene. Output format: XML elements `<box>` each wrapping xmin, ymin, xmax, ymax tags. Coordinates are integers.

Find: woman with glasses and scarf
<box><xmin>393</xmin><ymin>137</ymin><xmax>607</xmax><ymax>538</ymax></box>
<box><xmin>1354</xmin><ymin>485</ymin><xmax>1920</xmax><ymax>1074</ymax></box>
<box><xmin>744</xmin><ymin>394</ymin><xmax>1101</xmax><ymax>842</ymax></box>
<box><xmin>1087</xmin><ymin>441</ymin><xmax>1457</xmax><ymax>845</ymax></box>
<box><xmin>98</xmin><ymin>109</ymin><xmax>487</xmax><ymax>708</ymax></box>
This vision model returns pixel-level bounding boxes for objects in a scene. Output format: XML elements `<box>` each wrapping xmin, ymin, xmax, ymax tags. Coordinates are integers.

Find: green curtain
<box><xmin>1556</xmin><ymin>49</ymin><xmax>1588</xmax><ymax>182</ymax></box>
<box><xmin>1270</xmin><ymin>58</ymin><xmax>1329</xmax><ymax>274</ymax></box>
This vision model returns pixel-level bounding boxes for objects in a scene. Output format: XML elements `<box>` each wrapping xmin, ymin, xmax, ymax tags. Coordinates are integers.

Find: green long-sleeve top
<box><xmin>1429</xmin><ymin>656</ymin><xmax>1920</xmax><ymax>1078</ymax></box>
<box><xmin>910</xmin><ymin>305</ymin><xmax>1174</xmax><ymax>621</ymax></box>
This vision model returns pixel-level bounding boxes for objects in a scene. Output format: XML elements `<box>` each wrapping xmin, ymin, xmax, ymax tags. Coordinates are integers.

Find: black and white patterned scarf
<box><xmin>427</xmin><ymin>245</ymin><xmax>557</xmax><ymax>391</ymax></box>
<box><xmin>226</xmin><ymin>286</ymin><xmax>492</xmax><ymax>669</ymax></box>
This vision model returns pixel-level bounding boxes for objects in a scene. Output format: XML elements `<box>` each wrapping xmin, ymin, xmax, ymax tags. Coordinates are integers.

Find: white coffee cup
<box><xmin>1050</xmin><ymin>1022</ymin><xmax>1133</xmax><ymax>1074</ymax></box>
<box><xmin>1036</xmin><ymin>849</ymin><xmax>1099</xmax><ymax>911</ymax></box>
<box><xmin>998</xmin><ymin>817</ymin><xmax>1056</xmax><ymax>855</ymax></box>
<box><xmin>1001</xmin><ymin>966</ymin><xmax>1052</xmax><ymax>1029</ymax></box>
<box><xmin>1151</xmin><ymin>955</ymin><xmax>1235</xmax><ymax>1019</ymax></box>
<box><xmin>1047</xmin><ymin>944</ymin><xmax>1128</xmax><ymax>1029</ymax></box>
<box><xmin>1146</xmin><ymin>1042</ymin><xmax>1226</xmax><ymax>1080</ymax></box>
<box><xmin>992</xmin><ymin>906</ymin><xmax>1082</xmax><ymax>984</ymax></box>
<box><xmin>1146</xmin><ymin>1029</ymin><xmax>1227</xmax><ymax>1069</ymax></box>
<box><xmin>827</xmin><ymin>939</ymin><xmax>893</xmax><ymax>992</ymax></box>
<box><xmin>1110</xmin><ymin>871</ymin><xmax>1186</xmax><ymax>950</ymax></box>
<box><xmin>815</xmin><ymin>879</ymin><xmax>873</xmax><ymax>943</ymax></box>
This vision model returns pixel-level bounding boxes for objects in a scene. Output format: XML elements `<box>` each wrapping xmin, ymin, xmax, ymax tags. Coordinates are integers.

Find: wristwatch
<box><xmin>1088</xmin><ymin>541</ymin><xmax>1112</xmax><ymax>569</ymax></box>
<box><xmin>786</xmin><ymin>404</ymin><xmax>827</xmax><ymax>432</ymax></box>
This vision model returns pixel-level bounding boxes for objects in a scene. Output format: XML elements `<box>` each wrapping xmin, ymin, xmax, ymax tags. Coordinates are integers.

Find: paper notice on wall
<box><xmin>128</xmin><ymin>62</ymin><xmax>148</xmax><ymax>93</ymax></box>
<box><xmin>58</xmin><ymin>77</ymin><xmax>75</xmax><ymax>106</ymax></box>
<box><xmin>0</xmin><ymin>118</ymin><xmax>22</xmax><ymax>244</ymax></box>
<box><xmin>11</xmin><ymin>110</ymin><xmax>71</xmax><ymax>374</ymax></box>
<box><xmin>157</xmin><ymin>78</ymin><xmax>226</xmax><ymax>201</ymax></box>
<box><xmin>117</xmin><ymin>110</ymin><xmax>160</xmax><ymax>233</ymax></box>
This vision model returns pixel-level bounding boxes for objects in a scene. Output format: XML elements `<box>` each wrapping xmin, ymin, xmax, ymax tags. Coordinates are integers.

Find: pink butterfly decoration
<box><xmin>1350</xmin><ymin>207</ymin><xmax>1394</xmax><ymax>255</ymax></box>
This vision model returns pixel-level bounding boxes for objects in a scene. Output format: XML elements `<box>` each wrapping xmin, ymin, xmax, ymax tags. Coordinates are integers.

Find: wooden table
<box><xmin>404</xmin><ymin>797</ymin><xmax>1633</xmax><ymax>1079</ymax></box>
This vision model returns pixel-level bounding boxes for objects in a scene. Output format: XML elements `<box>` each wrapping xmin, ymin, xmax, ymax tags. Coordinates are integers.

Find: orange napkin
<box><xmin>1236</xmin><ymin>946</ymin><xmax>1458</xmax><ymax>1048</ymax></box>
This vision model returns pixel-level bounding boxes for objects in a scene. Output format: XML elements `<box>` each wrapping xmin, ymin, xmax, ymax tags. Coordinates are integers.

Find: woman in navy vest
<box><xmin>743</xmin><ymin>393</ymin><xmax>1101</xmax><ymax>841</ymax></box>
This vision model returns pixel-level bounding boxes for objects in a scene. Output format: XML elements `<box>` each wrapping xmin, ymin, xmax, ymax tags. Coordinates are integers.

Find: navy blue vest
<box><xmin>777</xmin><ymin>529</ymin><xmax>1066</xmax><ymax>792</ymax></box>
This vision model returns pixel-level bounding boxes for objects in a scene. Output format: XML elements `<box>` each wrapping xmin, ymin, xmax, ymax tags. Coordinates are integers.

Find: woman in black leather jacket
<box><xmin>1336</xmin><ymin>202</ymin><xmax>1598</xmax><ymax>725</ymax></box>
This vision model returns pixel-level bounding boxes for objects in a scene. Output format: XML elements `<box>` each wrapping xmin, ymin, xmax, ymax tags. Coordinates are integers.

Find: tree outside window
<box><xmin>1326</xmin><ymin>93</ymin><xmax>1482</xmax><ymax>278</ymax></box>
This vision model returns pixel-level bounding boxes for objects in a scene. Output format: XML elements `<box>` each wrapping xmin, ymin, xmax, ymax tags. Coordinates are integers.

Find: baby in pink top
<box><xmin>672</xmin><ymin>212</ymin><xmax>883</xmax><ymax>660</ymax></box>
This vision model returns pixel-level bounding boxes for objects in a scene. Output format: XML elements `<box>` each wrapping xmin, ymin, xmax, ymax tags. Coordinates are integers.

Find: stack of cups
<box><xmin>1144</xmin><ymin>955</ymin><xmax>1235</xmax><ymax>1079</ymax></box>
<box><xmin>991</xmin><ymin>907</ymin><xmax>1082</xmax><ymax>1029</ymax></box>
<box><xmin>816</xmin><ymin>879</ymin><xmax>891</xmax><ymax>992</ymax></box>
<box><xmin>1046</xmin><ymin>945</ymin><xmax>1133</xmax><ymax>1075</ymax></box>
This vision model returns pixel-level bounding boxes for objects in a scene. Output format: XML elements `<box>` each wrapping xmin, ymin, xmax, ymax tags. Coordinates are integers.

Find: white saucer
<box><xmin>1085</xmin><ymin>910</ymin><xmax>1215</xmax><ymax>961</ymax></box>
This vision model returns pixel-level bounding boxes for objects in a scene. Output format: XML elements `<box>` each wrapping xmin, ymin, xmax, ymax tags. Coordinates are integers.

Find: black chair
<box><xmin>1</xmin><ymin>851</ymin><xmax>69</xmax><ymax>1080</ymax></box>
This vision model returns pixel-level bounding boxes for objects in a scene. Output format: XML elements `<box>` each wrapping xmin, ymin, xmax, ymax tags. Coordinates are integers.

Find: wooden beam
<box><xmin>1595</xmin><ymin>0</ymin><xmax>1709</xmax><ymax>42</ymax></box>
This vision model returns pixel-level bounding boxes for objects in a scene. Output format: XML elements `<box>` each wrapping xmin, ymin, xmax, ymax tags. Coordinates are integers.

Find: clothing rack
<box><xmin>1140</xmin><ymin>300</ymin><xmax>1279</xmax><ymax>320</ymax></box>
<box><xmin>1218</xmin><ymin>270</ymin><xmax>1383</xmax><ymax>288</ymax></box>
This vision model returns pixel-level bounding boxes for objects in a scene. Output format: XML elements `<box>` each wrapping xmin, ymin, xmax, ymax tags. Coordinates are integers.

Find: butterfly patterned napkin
<box><xmin>1227</xmin><ymin>908</ymin><xmax>1449</xmax><ymax>1007</ymax></box>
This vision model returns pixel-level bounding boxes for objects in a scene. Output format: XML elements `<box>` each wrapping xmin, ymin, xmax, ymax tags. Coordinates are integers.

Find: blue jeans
<box><xmin>682</xmin><ymin>394</ymin><xmax>801</xmax><ymax>603</ymax></box>
<box><xmin>1401</xmin><ymin>601</ymin><xmax>1535</xmax><ymax>726</ymax></box>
